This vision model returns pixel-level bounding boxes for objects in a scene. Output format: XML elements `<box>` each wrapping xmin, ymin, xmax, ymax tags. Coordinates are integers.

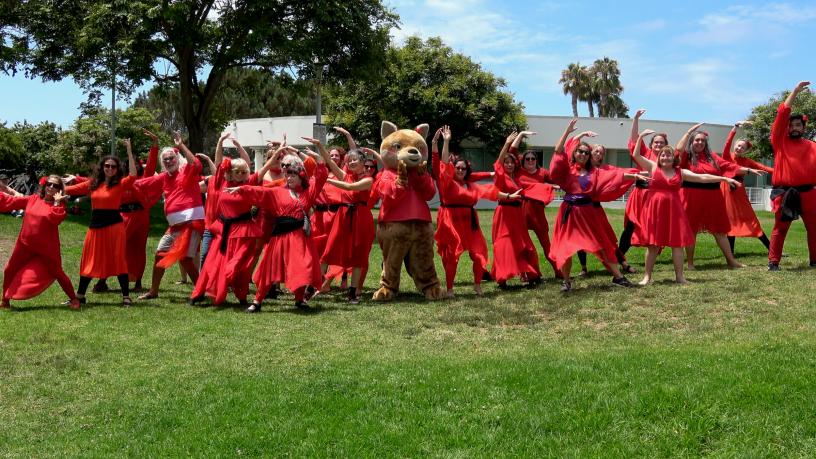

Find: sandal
<box><xmin>174</xmin><ymin>280</ymin><xmax>188</xmax><ymax>285</ymax></box>
<box><xmin>295</xmin><ymin>301</ymin><xmax>310</xmax><ymax>309</ymax></box>
<box><xmin>62</xmin><ymin>297</ymin><xmax>86</xmax><ymax>307</ymax></box>
<box><xmin>579</xmin><ymin>268</ymin><xmax>588</xmax><ymax>277</ymax></box>
<box><xmin>245</xmin><ymin>302</ymin><xmax>262</xmax><ymax>313</ymax></box>
<box><xmin>92</xmin><ymin>282</ymin><xmax>109</xmax><ymax>293</ymax></box>
<box><xmin>137</xmin><ymin>293</ymin><xmax>158</xmax><ymax>300</ymax></box>
<box><xmin>621</xmin><ymin>263</ymin><xmax>640</xmax><ymax>274</ymax></box>
<box><xmin>187</xmin><ymin>295</ymin><xmax>206</xmax><ymax>306</ymax></box>
<box><xmin>122</xmin><ymin>296</ymin><xmax>132</xmax><ymax>308</ymax></box>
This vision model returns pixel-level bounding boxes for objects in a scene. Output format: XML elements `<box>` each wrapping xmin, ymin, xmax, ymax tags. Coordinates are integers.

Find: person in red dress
<box><xmin>316</xmin><ymin>146</ymin><xmax>376</xmax><ymax>304</ymax></box>
<box><xmin>432</xmin><ymin>126</ymin><xmax>495</xmax><ymax>297</ymax></box>
<box><xmin>226</xmin><ymin>140</ymin><xmax>329</xmax><ymax>312</ymax></box>
<box><xmin>64</xmin><ymin>139</ymin><xmax>137</xmax><ymax>306</ymax></box>
<box><xmin>0</xmin><ymin>176</ymin><xmax>80</xmax><ymax>309</ymax></box>
<box><xmin>677</xmin><ymin>123</ymin><xmax>763</xmax><ymax>269</ymax></box>
<box><xmin>766</xmin><ymin>81</ymin><xmax>816</xmax><ymax>270</ymax></box>
<box><xmin>491</xmin><ymin>131</ymin><xmax>542</xmax><ymax>288</ymax></box>
<box><xmin>549</xmin><ymin>119</ymin><xmax>648</xmax><ymax>292</ymax></box>
<box><xmin>632</xmin><ymin>129</ymin><xmax>742</xmax><ymax>284</ymax></box>
<box><xmin>721</xmin><ymin>121</ymin><xmax>775</xmax><ymax>256</ymax></box>
<box><xmin>620</xmin><ymin>109</ymin><xmax>667</xmax><ymax>255</ymax></box>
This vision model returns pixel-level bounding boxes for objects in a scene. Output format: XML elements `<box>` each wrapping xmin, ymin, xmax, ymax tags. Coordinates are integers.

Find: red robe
<box><xmin>641</xmin><ymin>167</ymin><xmax>695</xmax><ymax>247</ymax></box>
<box><xmin>0</xmin><ymin>194</ymin><xmax>76</xmax><ymax>301</ymax></box>
<box><xmin>238</xmin><ymin>164</ymin><xmax>329</xmax><ymax>300</ymax></box>
<box><xmin>118</xmin><ymin>145</ymin><xmax>160</xmax><ymax>281</ymax></box>
<box><xmin>320</xmin><ymin>172</ymin><xmax>375</xmax><ymax>268</ymax></box>
<box><xmin>720</xmin><ymin>131</ymin><xmax>774</xmax><ymax>237</ymax></box>
<box><xmin>679</xmin><ymin>149</ymin><xmax>741</xmax><ymax>234</ymax></box>
<box><xmin>625</xmin><ymin>138</ymin><xmax>657</xmax><ymax>246</ymax></box>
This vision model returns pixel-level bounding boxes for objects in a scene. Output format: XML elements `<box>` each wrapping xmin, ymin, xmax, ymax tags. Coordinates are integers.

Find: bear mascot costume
<box><xmin>372</xmin><ymin>121</ymin><xmax>447</xmax><ymax>301</ymax></box>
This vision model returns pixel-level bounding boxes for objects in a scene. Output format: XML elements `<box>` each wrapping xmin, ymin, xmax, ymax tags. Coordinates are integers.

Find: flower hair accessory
<box><xmin>661</xmin><ymin>133</ymin><xmax>668</xmax><ymax>138</ymax></box>
<box><xmin>39</xmin><ymin>177</ymin><xmax>47</xmax><ymax>186</ymax></box>
<box><xmin>415</xmin><ymin>128</ymin><xmax>422</xmax><ymax>134</ymax></box>
<box><xmin>703</xmin><ymin>131</ymin><xmax>709</xmax><ymax>136</ymax></box>
<box><xmin>299</xmin><ymin>170</ymin><xmax>307</xmax><ymax>181</ymax></box>
<box><xmin>804</xmin><ymin>115</ymin><xmax>809</xmax><ymax>123</ymax></box>
<box><xmin>748</xmin><ymin>141</ymin><xmax>754</xmax><ymax>148</ymax></box>
<box><xmin>222</xmin><ymin>157</ymin><xmax>232</xmax><ymax>171</ymax></box>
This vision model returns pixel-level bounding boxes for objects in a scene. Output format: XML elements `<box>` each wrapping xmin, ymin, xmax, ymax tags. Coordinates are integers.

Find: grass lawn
<box><xmin>2</xmin><ymin>202</ymin><xmax>816</xmax><ymax>458</ymax></box>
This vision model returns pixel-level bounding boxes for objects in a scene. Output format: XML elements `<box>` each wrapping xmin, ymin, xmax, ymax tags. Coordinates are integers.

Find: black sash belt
<box><xmin>634</xmin><ymin>180</ymin><xmax>650</xmax><ymax>190</ymax></box>
<box><xmin>119</xmin><ymin>201</ymin><xmax>145</xmax><ymax>213</ymax></box>
<box><xmin>328</xmin><ymin>204</ymin><xmax>341</xmax><ymax>212</ymax></box>
<box><xmin>314</xmin><ymin>204</ymin><xmax>329</xmax><ymax>212</ymax></box>
<box><xmin>770</xmin><ymin>185</ymin><xmax>815</xmax><ymax>222</ymax></box>
<box><xmin>89</xmin><ymin>209</ymin><xmax>124</xmax><ymax>229</ymax></box>
<box><xmin>561</xmin><ymin>196</ymin><xmax>594</xmax><ymax>224</ymax></box>
<box><xmin>270</xmin><ymin>216</ymin><xmax>304</xmax><ymax>237</ymax></box>
<box><xmin>592</xmin><ymin>201</ymin><xmax>602</xmax><ymax>209</ymax></box>
<box><xmin>338</xmin><ymin>201</ymin><xmax>368</xmax><ymax>231</ymax></box>
<box><xmin>729</xmin><ymin>175</ymin><xmax>745</xmax><ymax>192</ymax></box>
<box><xmin>498</xmin><ymin>201</ymin><xmax>522</xmax><ymax>208</ymax></box>
<box><xmin>681</xmin><ymin>181</ymin><xmax>721</xmax><ymax>190</ymax></box>
<box><xmin>441</xmin><ymin>204</ymin><xmax>479</xmax><ymax>231</ymax></box>
<box><xmin>218</xmin><ymin>212</ymin><xmax>253</xmax><ymax>253</ymax></box>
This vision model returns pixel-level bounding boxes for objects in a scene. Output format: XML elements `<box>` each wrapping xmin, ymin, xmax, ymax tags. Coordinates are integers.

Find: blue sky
<box><xmin>2</xmin><ymin>0</ymin><xmax>815</xmax><ymax>128</ymax></box>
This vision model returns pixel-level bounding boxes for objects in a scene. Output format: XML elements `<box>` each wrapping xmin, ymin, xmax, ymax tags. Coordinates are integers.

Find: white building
<box><xmin>221</xmin><ymin>115</ymin><xmax>774</xmax><ymax>210</ymax></box>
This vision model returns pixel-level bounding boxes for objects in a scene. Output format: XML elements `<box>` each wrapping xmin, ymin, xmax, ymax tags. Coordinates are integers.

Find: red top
<box><xmin>138</xmin><ymin>158</ymin><xmax>204</xmax><ymax>215</ymax></box>
<box><xmin>238</xmin><ymin>164</ymin><xmax>329</xmax><ymax>217</ymax></box>
<box><xmin>206</xmin><ymin>162</ymin><xmax>260</xmax><ymax>237</ymax></box>
<box><xmin>627</xmin><ymin>138</ymin><xmax>657</xmax><ymax>170</ymax></box>
<box><xmin>0</xmin><ymin>194</ymin><xmax>65</xmax><ymax>251</ymax></box>
<box><xmin>432</xmin><ymin>152</ymin><xmax>494</xmax><ymax>206</ymax></box>
<box><xmin>548</xmin><ymin>150</ymin><xmax>626</xmax><ymax>201</ymax></box>
<box><xmin>721</xmin><ymin>131</ymin><xmax>774</xmax><ymax>176</ymax></box>
<box><xmin>770</xmin><ymin>103</ymin><xmax>816</xmax><ymax>187</ymax></box>
<box><xmin>65</xmin><ymin>175</ymin><xmax>136</xmax><ymax>208</ymax></box>
<box><xmin>375</xmin><ymin>168</ymin><xmax>436</xmax><ymax>222</ymax></box>
<box><xmin>679</xmin><ymin>149</ymin><xmax>741</xmax><ymax>178</ymax></box>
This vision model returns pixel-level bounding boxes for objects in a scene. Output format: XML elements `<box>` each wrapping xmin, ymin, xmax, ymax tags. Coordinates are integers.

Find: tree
<box><xmin>1</xmin><ymin>0</ymin><xmax>399</xmax><ymax>152</ymax></box>
<box><xmin>132</xmin><ymin>68</ymin><xmax>314</xmax><ymax>153</ymax></box>
<box><xmin>559</xmin><ymin>62</ymin><xmax>588</xmax><ymax>118</ymax></box>
<box><xmin>744</xmin><ymin>89</ymin><xmax>816</xmax><ymax>159</ymax></box>
<box><xmin>578</xmin><ymin>71</ymin><xmax>599</xmax><ymax>118</ymax></box>
<box><xmin>324</xmin><ymin>36</ymin><xmax>527</xmax><ymax>155</ymax></box>
<box><xmin>0</xmin><ymin>122</ymin><xmax>24</xmax><ymax>169</ymax></box>
<box><xmin>591</xmin><ymin>57</ymin><xmax>626</xmax><ymax>118</ymax></box>
<box><xmin>604</xmin><ymin>94</ymin><xmax>630</xmax><ymax>119</ymax></box>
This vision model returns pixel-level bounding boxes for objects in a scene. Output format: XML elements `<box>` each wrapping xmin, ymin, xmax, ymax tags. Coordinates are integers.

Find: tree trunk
<box><xmin>176</xmin><ymin>46</ymin><xmax>227</xmax><ymax>153</ymax></box>
<box><xmin>572</xmin><ymin>94</ymin><xmax>579</xmax><ymax>117</ymax></box>
<box><xmin>587</xmin><ymin>101</ymin><xmax>594</xmax><ymax>117</ymax></box>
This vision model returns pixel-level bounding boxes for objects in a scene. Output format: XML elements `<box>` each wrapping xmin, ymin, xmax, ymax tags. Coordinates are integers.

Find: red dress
<box><xmin>490</xmin><ymin>159</ymin><xmax>541</xmax><ymax>283</ymax></box>
<box><xmin>238</xmin><ymin>164</ymin><xmax>329</xmax><ymax>300</ymax></box>
<box><xmin>192</xmin><ymin>164</ymin><xmax>261</xmax><ymax>304</ymax></box>
<box><xmin>679</xmin><ymin>150</ymin><xmax>741</xmax><ymax>234</ymax></box>
<box><xmin>66</xmin><ymin>175</ymin><xmax>136</xmax><ymax>278</ymax></box>
<box><xmin>432</xmin><ymin>152</ymin><xmax>492</xmax><ymax>285</ymax></box>
<box><xmin>641</xmin><ymin>167</ymin><xmax>695</xmax><ymax>247</ymax></box>
<box><xmin>720</xmin><ymin>132</ymin><xmax>774</xmax><ymax>237</ymax></box>
<box><xmin>0</xmin><ymin>194</ymin><xmax>76</xmax><ymax>301</ymax></box>
<box><xmin>320</xmin><ymin>172</ymin><xmax>375</xmax><ymax>268</ymax></box>
<box><xmin>118</xmin><ymin>145</ymin><xmax>160</xmax><ymax>281</ymax></box>
<box><xmin>625</xmin><ymin>139</ymin><xmax>657</xmax><ymax>246</ymax></box>
<box><xmin>513</xmin><ymin>153</ymin><xmax>559</xmax><ymax>274</ymax></box>
<box><xmin>548</xmin><ymin>152</ymin><xmax>628</xmax><ymax>269</ymax></box>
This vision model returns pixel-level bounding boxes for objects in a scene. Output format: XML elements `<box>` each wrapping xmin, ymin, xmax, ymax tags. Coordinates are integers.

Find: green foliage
<box><xmin>9</xmin><ymin>120</ymin><xmax>59</xmax><ymax>174</ymax></box>
<box><xmin>744</xmin><ymin>89</ymin><xmax>816</xmax><ymax>159</ymax></box>
<box><xmin>0</xmin><ymin>122</ymin><xmax>24</xmax><ymax>168</ymax></box>
<box><xmin>560</xmin><ymin>58</ymin><xmax>628</xmax><ymax>118</ymax></box>
<box><xmin>51</xmin><ymin>106</ymin><xmax>171</xmax><ymax>174</ymax></box>
<box><xmin>2</xmin><ymin>0</ymin><xmax>399</xmax><ymax>151</ymax></box>
<box><xmin>325</xmin><ymin>36</ymin><xmax>527</xmax><ymax>155</ymax></box>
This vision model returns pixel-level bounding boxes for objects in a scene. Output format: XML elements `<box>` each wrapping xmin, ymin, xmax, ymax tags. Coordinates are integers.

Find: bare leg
<box><xmin>144</xmin><ymin>255</ymin><xmax>165</xmax><ymax>297</ymax></box>
<box><xmin>686</xmin><ymin>237</ymin><xmax>696</xmax><ymax>270</ymax></box>
<box><xmin>672</xmin><ymin>247</ymin><xmax>688</xmax><ymax>283</ymax></box>
<box><xmin>640</xmin><ymin>245</ymin><xmax>660</xmax><ymax>285</ymax></box>
<box><xmin>179</xmin><ymin>257</ymin><xmax>200</xmax><ymax>285</ymax></box>
<box><xmin>713</xmin><ymin>233</ymin><xmax>745</xmax><ymax>267</ymax></box>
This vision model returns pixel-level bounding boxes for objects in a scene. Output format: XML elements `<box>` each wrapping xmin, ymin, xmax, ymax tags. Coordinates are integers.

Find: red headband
<box><xmin>39</xmin><ymin>177</ymin><xmax>47</xmax><ymax>186</ymax></box>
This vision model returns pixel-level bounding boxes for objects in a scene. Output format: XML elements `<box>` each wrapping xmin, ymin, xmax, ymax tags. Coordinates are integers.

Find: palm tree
<box><xmin>591</xmin><ymin>57</ymin><xmax>624</xmax><ymax>117</ymax></box>
<box><xmin>578</xmin><ymin>72</ymin><xmax>599</xmax><ymax>117</ymax></box>
<box><xmin>559</xmin><ymin>62</ymin><xmax>588</xmax><ymax>117</ymax></box>
<box><xmin>605</xmin><ymin>94</ymin><xmax>630</xmax><ymax>118</ymax></box>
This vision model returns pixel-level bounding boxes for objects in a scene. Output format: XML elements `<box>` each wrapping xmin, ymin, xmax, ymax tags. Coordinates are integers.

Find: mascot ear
<box><xmin>381</xmin><ymin>121</ymin><xmax>399</xmax><ymax>140</ymax></box>
<box><xmin>415</xmin><ymin>124</ymin><xmax>430</xmax><ymax>139</ymax></box>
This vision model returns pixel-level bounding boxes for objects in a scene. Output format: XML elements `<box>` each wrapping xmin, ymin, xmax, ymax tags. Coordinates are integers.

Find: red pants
<box><xmin>441</xmin><ymin>250</ymin><xmax>485</xmax><ymax>290</ymax></box>
<box><xmin>3</xmin><ymin>243</ymin><xmax>76</xmax><ymax>301</ymax></box>
<box><xmin>769</xmin><ymin>209</ymin><xmax>816</xmax><ymax>263</ymax></box>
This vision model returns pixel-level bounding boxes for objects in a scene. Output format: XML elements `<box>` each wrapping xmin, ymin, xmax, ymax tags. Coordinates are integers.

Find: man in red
<box><xmin>136</xmin><ymin>132</ymin><xmax>205</xmax><ymax>298</ymax></box>
<box><xmin>768</xmin><ymin>81</ymin><xmax>816</xmax><ymax>271</ymax></box>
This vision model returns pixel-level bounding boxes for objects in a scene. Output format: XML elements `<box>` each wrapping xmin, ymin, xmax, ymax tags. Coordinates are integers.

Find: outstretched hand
<box><xmin>142</xmin><ymin>128</ymin><xmax>158</xmax><ymax>142</ymax></box>
<box><xmin>749</xmin><ymin>169</ymin><xmax>766</xmax><ymax>176</ymax></box>
<box><xmin>301</xmin><ymin>136</ymin><xmax>322</xmax><ymax>147</ymax></box>
<box><xmin>397</xmin><ymin>160</ymin><xmax>408</xmax><ymax>185</ymax></box>
<box><xmin>508</xmin><ymin>189</ymin><xmax>523</xmax><ymax>200</ymax></box>
<box><xmin>441</xmin><ymin>125</ymin><xmax>452</xmax><ymax>141</ymax></box>
<box><xmin>333</xmin><ymin>126</ymin><xmax>350</xmax><ymax>136</ymax></box>
<box><xmin>505</xmin><ymin>131</ymin><xmax>518</xmax><ymax>145</ymax></box>
<box><xmin>639</xmin><ymin>129</ymin><xmax>655</xmax><ymax>138</ymax></box>
<box><xmin>689</xmin><ymin>122</ymin><xmax>705</xmax><ymax>132</ymax></box>
<box><xmin>224</xmin><ymin>186</ymin><xmax>242</xmax><ymax>194</ymax></box>
<box><xmin>634</xmin><ymin>109</ymin><xmax>646</xmax><ymax>119</ymax></box>
<box><xmin>794</xmin><ymin>81</ymin><xmax>810</xmax><ymax>93</ymax></box>
<box><xmin>172</xmin><ymin>131</ymin><xmax>184</xmax><ymax>147</ymax></box>
<box><xmin>726</xmin><ymin>178</ymin><xmax>742</xmax><ymax>188</ymax></box>
<box><xmin>567</xmin><ymin>118</ymin><xmax>578</xmax><ymax>133</ymax></box>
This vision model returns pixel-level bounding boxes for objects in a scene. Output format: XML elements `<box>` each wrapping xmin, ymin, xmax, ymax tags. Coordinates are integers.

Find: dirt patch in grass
<box><xmin>0</xmin><ymin>234</ymin><xmax>15</xmax><ymax>269</ymax></box>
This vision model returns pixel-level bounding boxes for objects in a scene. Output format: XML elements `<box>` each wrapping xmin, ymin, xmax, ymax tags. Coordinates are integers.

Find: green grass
<box><xmin>2</xmin><ymin>203</ymin><xmax>816</xmax><ymax>458</ymax></box>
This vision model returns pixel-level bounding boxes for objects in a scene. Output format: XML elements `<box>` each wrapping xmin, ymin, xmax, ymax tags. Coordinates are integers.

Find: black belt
<box><xmin>119</xmin><ymin>201</ymin><xmax>145</xmax><ymax>213</ymax></box>
<box><xmin>634</xmin><ymin>180</ymin><xmax>650</xmax><ymax>190</ymax></box>
<box><xmin>89</xmin><ymin>209</ymin><xmax>124</xmax><ymax>229</ymax></box>
<box><xmin>218</xmin><ymin>212</ymin><xmax>253</xmax><ymax>253</ymax></box>
<box><xmin>314</xmin><ymin>204</ymin><xmax>329</xmax><ymax>212</ymax></box>
<box><xmin>441</xmin><ymin>204</ymin><xmax>479</xmax><ymax>231</ymax></box>
<box><xmin>770</xmin><ymin>185</ymin><xmax>815</xmax><ymax>222</ymax></box>
<box><xmin>592</xmin><ymin>201</ymin><xmax>602</xmax><ymax>209</ymax></box>
<box><xmin>497</xmin><ymin>201</ymin><xmax>522</xmax><ymax>208</ymax></box>
<box><xmin>328</xmin><ymin>204</ymin><xmax>341</xmax><ymax>212</ymax></box>
<box><xmin>729</xmin><ymin>175</ymin><xmax>745</xmax><ymax>193</ymax></box>
<box><xmin>270</xmin><ymin>216</ymin><xmax>304</xmax><ymax>237</ymax></box>
<box><xmin>561</xmin><ymin>196</ymin><xmax>594</xmax><ymax>224</ymax></box>
<box><xmin>338</xmin><ymin>201</ymin><xmax>368</xmax><ymax>231</ymax></box>
<box><xmin>681</xmin><ymin>181</ymin><xmax>721</xmax><ymax>190</ymax></box>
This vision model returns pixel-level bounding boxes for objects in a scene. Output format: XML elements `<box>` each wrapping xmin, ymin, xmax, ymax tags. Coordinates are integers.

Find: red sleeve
<box><xmin>181</xmin><ymin>159</ymin><xmax>204</xmax><ymax>187</ymax></box>
<box><xmin>134</xmin><ymin>173</ymin><xmax>165</xmax><ymax>204</ymax></box>
<box><xmin>740</xmin><ymin>157</ymin><xmax>774</xmax><ymax>173</ymax></box>
<box><xmin>238</xmin><ymin>186</ymin><xmax>279</xmax><ymax>209</ymax></box>
<box><xmin>591</xmin><ymin>168</ymin><xmax>628</xmax><ymax>202</ymax></box>
<box><xmin>367</xmin><ymin>179</ymin><xmax>381</xmax><ymax>208</ymax></box>
<box><xmin>628</xmin><ymin>138</ymin><xmax>654</xmax><ymax>161</ymax></box>
<box><xmin>722</xmin><ymin>131</ymin><xmax>736</xmax><ymax>163</ymax></box>
<box><xmin>679</xmin><ymin>150</ymin><xmax>691</xmax><ymax>170</ymax></box>
<box><xmin>548</xmin><ymin>152</ymin><xmax>570</xmax><ymax>187</ymax></box>
<box><xmin>74</xmin><ymin>175</ymin><xmax>89</xmax><ymax>184</ymax></box>
<box><xmin>304</xmin><ymin>157</ymin><xmax>317</xmax><ymax>177</ymax></box>
<box><xmin>408</xmin><ymin>171</ymin><xmax>436</xmax><ymax>201</ymax></box>
<box><xmin>45</xmin><ymin>200</ymin><xmax>67</xmax><ymax>225</ymax></box>
<box><xmin>520</xmin><ymin>183</ymin><xmax>555</xmax><ymax>205</ymax></box>
<box><xmin>144</xmin><ymin>145</ymin><xmax>159</xmax><ymax>177</ymax></box>
<box><xmin>378</xmin><ymin>171</ymin><xmax>409</xmax><ymax>206</ymax></box>
<box><xmin>712</xmin><ymin>153</ymin><xmax>741</xmax><ymax>178</ymax></box>
<box><xmin>480</xmin><ymin>184</ymin><xmax>500</xmax><ymax>201</ymax></box>
<box><xmin>120</xmin><ymin>174</ymin><xmax>136</xmax><ymax>191</ymax></box>
<box><xmin>431</xmin><ymin>151</ymin><xmax>442</xmax><ymax>183</ymax></box>
<box><xmin>468</xmin><ymin>171</ymin><xmax>492</xmax><ymax>182</ymax></box>
<box><xmin>64</xmin><ymin>180</ymin><xmax>90</xmax><ymax>196</ymax></box>
<box><xmin>565</xmin><ymin>136</ymin><xmax>579</xmax><ymax>156</ymax></box>
<box><xmin>305</xmin><ymin>163</ymin><xmax>329</xmax><ymax>209</ymax></box>
<box><xmin>0</xmin><ymin>194</ymin><xmax>31</xmax><ymax>212</ymax></box>
<box><xmin>771</xmin><ymin>104</ymin><xmax>790</xmax><ymax>151</ymax></box>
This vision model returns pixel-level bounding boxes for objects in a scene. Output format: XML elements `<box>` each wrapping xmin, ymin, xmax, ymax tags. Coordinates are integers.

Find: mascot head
<box><xmin>379</xmin><ymin>121</ymin><xmax>429</xmax><ymax>170</ymax></box>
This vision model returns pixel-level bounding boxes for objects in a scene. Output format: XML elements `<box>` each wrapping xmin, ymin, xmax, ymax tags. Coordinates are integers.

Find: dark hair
<box><xmin>452</xmin><ymin>157</ymin><xmax>472</xmax><ymax>181</ymax></box>
<box><xmin>286</xmin><ymin>164</ymin><xmax>309</xmax><ymax>190</ymax></box>
<box><xmin>328</xmin><ymin>146</ymin><xmax>347</xmax><ymax>163</ymax></box>
<box><xmin>37</xmin><ymin>174</ymin><xmax>65</xmax><ymax>199</ymax></box>
<box><xmin>790</xmin><ymin>113</ymin><xmax>806</xmax><ymax>125</ymax></box>
<box><xmin>364</xmin><ymin>157</ymin><xmax>379</xmax><ymax>176</ymax></box>
<box><xmin>687</xmin><ymin>131</ymin><xmax>718</xmax><ymax>171</ymax></box>
<box><xmin>89</xmin><ymin>155</ymin><xmax>124</xmax><ymax>191</ymax></box>
<box><xmin>502</xmin><ymin>152</ymin><xmax>519</xmax><ymax>172</ymax></box>
<box><xmin>521</xmin><ymin>150</ymin><xmax>539</xmax><ymax>170</ymax></box>
<box><xmin>650</xmin><ymin>133</ymin><xmax>668</xmax><ymax>149</ymax></box>
<box><xmin>658</xmin><ymin>146</ymin><xmax>681</xmax><ymax>168</ymax></box>
<box><xmin>570</xmin><ymin>141</ymin><xmax>594</xmax><ymax>170</ymax></box>
<box><xmin>123</xmin><ymin>158</ymin><xmax>144</xmax><ymax>177</ymax></box>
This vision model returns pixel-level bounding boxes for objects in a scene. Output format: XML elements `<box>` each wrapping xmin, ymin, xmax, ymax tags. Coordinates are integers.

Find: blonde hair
<box><xmin>226</xmin><ymin>158</ymin><xmax>250</xmax><ymax>182</ymax></box>
<box><xmin>659</xmin><ymin>145</ymin><xmax>681</xmax><ymax>168</ymax></box>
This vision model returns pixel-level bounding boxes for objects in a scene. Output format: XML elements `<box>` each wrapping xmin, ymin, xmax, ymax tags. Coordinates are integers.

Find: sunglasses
<box><xmin>524</xmin><ymin>157</ymin><xmax>537</xmax><ymax>162</ymax></box>
<box><xmin>576</xmin><ymin>149</ymin><xmax>591</xmax><ymax>155</ymax></box>
<box><xmin>455</xmin><ymin>166</ymin><xmax>468</xmax><ymax>171</ymax></box>
<box><xmin>45</xmin><ymin>182</ymin><xmax>61</xmax><ymax>189</ymax></box>
<box><xmin>161</xmin><ymin>157</ymin><xmax>176</xmax><ymax>163</ymax></box>
<box><xmin>232</xmin><ymin>169</ymin><xmax>248</xmax><ymax>174</ymax></box>
<box><xmin>281</xmin><ymin>163</ymin><xmax>291</xmax><ymax>168</ymax></box>
<box><xmin>104</xmin><ymin>163</ymin><xmax>118</xmax><ymax>169</ymax></box>
<box><xmin>364</xmin><ymin>165</ymin><xmax>377</xmax><ymax>170</ymax></box>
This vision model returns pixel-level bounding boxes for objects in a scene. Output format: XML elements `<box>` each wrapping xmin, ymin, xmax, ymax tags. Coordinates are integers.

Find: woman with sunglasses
<box><xmin>432</xmin><ymin>126</ymin><xmax>495</xmax><ymax>297</ymax></box>
<box><xmin>64</xmin><ymin>139</ymin><xmax>137</xmax><ymax>306</ymax></box>
<box><xmin>550</xmin><ymin>119</ymin><xmax>648</xmax><ymax>292</ymax></box>
<box><xmin>316</xmin><ymin>147</ymin><xmax>375</xmax><ymax>304</ymax></box>
<box><xmin>721</xmin><ymin>121</ymin><xmax>775</xmax><ymax>256</ymax></box>
<box><xmin>677</xmin><ymin>124</ymin><xmax>763</xmax><ymax>269</ymax></box>
<box><xmin>226</xmin><ymin>140</ymin><xmax>328</xmax><ymax>312</ymax></box>
<box><xmin>0</xmin><ymin>175</ymin><xmax>80</xmax><ymax>309</ymax></box>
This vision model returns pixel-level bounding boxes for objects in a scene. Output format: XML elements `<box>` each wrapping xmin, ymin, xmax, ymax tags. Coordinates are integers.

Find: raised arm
<box><xmin>676</xmin><ymin>122</ymin><xmax>705</xmax><ymax>164</ymax></box>
<box><xmin>630</xmin><ymin>109</ymin><xmax>646</xmax><ymax>142</ymax></box>
<box><xmin>555</xmin><ymin>119</ymin><xmax>578</xmax><ymax>154</ymax></box>
<box><xmin>333</xmin><ymin>127</ymin><xmax>357</xmax><ymax>150</ymax></box>
<box><xmin>228</xmin><ymin>134</ymin><xmax>251</xmax><ymax>165</ymax></box>
<box><xmin>511</xmin><ymin>130</ymin><xmax>537</xmax><ymax>153</ymax></box>
<box><xmin>498</xmin><ymin>131</ymin><xmax>518</xmax><ymax>165</ymax></box>
<box><xmin>784</xmin><ymin>80</ymin><xmax>809</xmax><ymax>108</ymax></box>
<box><xmin>195</xmin><ymin>153</ymin><xmax>216</xmax><ymax>174</ymax></box>
<box><xmin>632</xmin><ymin>129</ymin><xmax>658</xmax><ymax>174</ymax></box>
<box><xmin>214</xmin><ymin>132</ymin><xmax>229</xmax><ymax>165</ymax></box>
<box><xmin>124</xmin><ymin>138</ymin><xmax>137</xmax><ymax>177</ymax></box>
<box><xmin>142</xmin><ymin>128</ymin><xmax>159</xmax><ymax>177</ymax></box>
<box><xmin>304</xmin><ymin>137</ymin><xmax>340</xmax><ymax>178</ymax></box>
<box><xmin>440</xmin><ymin>126</ymin><xmax>453</xmax><ymax>164</ymax></box>
<box><xmin>360</xmin><ymin>148</ymin><xmax>384</xmax><ymax>167</ymax></box>
<box><xmin>173</xmin><ymin>131</ymin><xmax>196</xmax><ymax>166</ymax></box>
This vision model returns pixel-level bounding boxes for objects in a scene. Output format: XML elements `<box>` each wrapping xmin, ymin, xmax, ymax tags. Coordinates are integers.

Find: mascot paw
<box><xmin>373</xmin><ymin>287</ymin><xmax>396</xmax><ymax>302</ymax></box>
<box><xmin>396</xmin><ymin>160</ymin><xmax>408</xmax><ymax>185</ymax></box>
<box><xmin>416</xmin><ymin>161</ymin><xmax>427</xmax><ymax>176</ymax></box>
<box><xmin>424</xmin><ymin>285</ymin><xmax>448</xmax><ymax>301</ymax></box>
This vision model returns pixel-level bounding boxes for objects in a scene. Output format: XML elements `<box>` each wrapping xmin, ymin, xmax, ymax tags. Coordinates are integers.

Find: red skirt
<box><xmin>255</xmin><ymin>230</ymin><xmax>322</xmax><ymax>295</ymax></box>
<box><xmin>490</xmin><ymin>204</ymin><xmax>540</xmax><ymax>283</ymax></box>
<box><xmin>321</xmin><ymin>205</ymin><xmax>375</xmax><ymax>268</ymax></box>
<box><xmin>680</xmin><ymin>187</ymin><xmax>731</xmax><ymax>234</ymax></box>
<box><xmin>311</xmin><ymin>209</ymin><xmax>329</xmax><ymax>256</ymax></box>
<box><xmin>624</xmin><ymin>187</ymin><xmax>647</xmax><ymax>246</ymax></box>
<box><xmin>641</xmin><ymin>188</ymin><xmax>695</xmax><ymax>247</ymax></box>
<box><xmin>522</xmin><ymin>200</ymin><xmax>550</xmax><ymax>235</ymax></box>
<box><xmin>550</xmin><ymin>202</ymin><xmax>618</xmax><ymax>269</ymax></box>
<box><xmin>435</xmin><ymin>207</ymin><xmax>490</xmax><ymax>267</ymax></box>
<box><xmin>257</xmin><ymin>207</ymin><xmax>275</xmax><ymax>243</ymax></box>
<box><xmin>80</xmin><ymin>222</ymin><xmax>128</xmax><ymax>278</ymax></box>
<box><xmin>122</xmin><ymin>209</ymin><xmax>150</xmax><ymax>281</ymax></box>
<box><xmin>721</xmin><ymin>182</ymin><xmax>763</xmax><ymax>237</ymax></box>
<box><xmin>193</xmin><ymin>233</ymin><xmax>255</xmax><ymax>304</ymax></box>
